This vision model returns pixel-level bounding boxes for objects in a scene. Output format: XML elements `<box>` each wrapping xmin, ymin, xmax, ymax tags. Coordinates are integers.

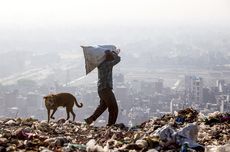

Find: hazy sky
<box><xmin>0</xmin><ymin>0</ymin><xmax>229</xmax><ymax>28</ymax></box>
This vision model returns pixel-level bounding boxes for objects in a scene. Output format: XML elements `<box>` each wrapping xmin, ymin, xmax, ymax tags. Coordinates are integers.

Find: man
<box><xmin>85</xmin><ymin>50</ymin><xmax>121</xmax><ymax>126</ymax></box>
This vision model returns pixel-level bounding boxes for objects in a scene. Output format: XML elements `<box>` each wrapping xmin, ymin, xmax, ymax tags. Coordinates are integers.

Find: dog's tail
<box><xmin>74</xmin><ymin>97</ymin><xmax>83</xmax><ymax>108</ymax></box>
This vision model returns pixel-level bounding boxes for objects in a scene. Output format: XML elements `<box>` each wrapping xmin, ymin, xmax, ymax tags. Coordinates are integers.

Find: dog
<box><xmin>43</xmin><ymin>93</ymin><xmax>83</xmax><ymax>123</ymax></box>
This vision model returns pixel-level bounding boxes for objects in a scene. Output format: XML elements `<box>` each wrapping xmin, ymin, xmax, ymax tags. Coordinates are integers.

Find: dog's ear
<box><xmin>43</xmin><ymin>96</ymin><xmax>48</xmax><ymax>100</ymax></box>
<box><xmin>51</xmin><ymin>94</ymin><xmax>56</xmax><ymax>98</ymax></box>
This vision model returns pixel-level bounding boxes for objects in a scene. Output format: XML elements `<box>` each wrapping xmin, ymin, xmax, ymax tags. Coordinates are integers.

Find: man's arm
<box><xmin>108</xmin><ymin>54</ymin><xmax>121</xmax><ymax>67</ymax></box>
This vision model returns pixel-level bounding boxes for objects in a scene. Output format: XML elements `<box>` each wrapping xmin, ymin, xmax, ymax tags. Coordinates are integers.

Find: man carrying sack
<box><xmin>84</xmin><ymin>49</ymin><xmax>121</xmax><ymax>126</ymax></box>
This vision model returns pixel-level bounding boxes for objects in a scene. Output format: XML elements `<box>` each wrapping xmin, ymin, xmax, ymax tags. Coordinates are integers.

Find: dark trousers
<box><xmin>88</xmin><ymin>88</ymin><xmax>118</xmax><ymax>126</ymax></box>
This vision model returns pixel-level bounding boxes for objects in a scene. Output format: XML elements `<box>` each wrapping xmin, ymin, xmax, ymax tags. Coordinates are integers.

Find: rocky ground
<box><xmin>0</xmin><ymin>108</ymin><xmax>229</xmax><ymax>152</ymax></box>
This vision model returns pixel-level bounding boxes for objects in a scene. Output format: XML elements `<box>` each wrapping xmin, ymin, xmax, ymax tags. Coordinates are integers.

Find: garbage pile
<box><xmin>0</xmin><ymin>108</ymin><xmax>229</xmax><ymax>152</ymax></box>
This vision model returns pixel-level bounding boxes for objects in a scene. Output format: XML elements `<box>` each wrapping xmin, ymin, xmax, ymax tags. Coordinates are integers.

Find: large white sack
<box><xmin>81</xmin><ymin>45</ymin><xmax>120</xmax><ymax>75</ymax></box>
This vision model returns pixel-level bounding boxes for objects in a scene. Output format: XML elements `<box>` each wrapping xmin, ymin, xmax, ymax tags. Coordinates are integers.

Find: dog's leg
<box><xmin>50</xmin><ymin>108</ymin><xmax>57</xmax><ymax>119</ymax></box>
<box><xmin>47</xmin><ymin>109</ymin><xmax>50</xmax><ymax>123</ymax></box>
<box><xmin>70</xmin><ymin>108</ymin><xmax>76</xmax><ymax>121</ymax></box>
<box><xmin>66</xmin><ymin>107</ymin><xmax>70</xmax><ymax>120</ymax></box>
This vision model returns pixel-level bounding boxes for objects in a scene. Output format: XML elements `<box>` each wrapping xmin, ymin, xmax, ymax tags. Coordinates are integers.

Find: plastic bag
<box><xmin>153</xmin><ymin>123</ymin><xmax>204</xmax><ymax>150</ymax></box>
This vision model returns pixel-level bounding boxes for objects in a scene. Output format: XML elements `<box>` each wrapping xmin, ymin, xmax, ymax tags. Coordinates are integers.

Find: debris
<box><xmin>0</xmin><ymin>146</ymin><xmax>6</xmax><ymax>152</ymax></box>
<box><xmin>0</xmin><ymin>109</ymin><xmax>228</xmax><ymax>151</ymax></box>
<box><xmin>205</xmin><ymin>144</ymin><xmax>230</xmax><ymax>152</ymax></box>
<box><xmin>205</xmin><ymin>112</ymin><xmax>230</xmax><ymax>126</ymax></box>
<box><xmin>177</xmin><ymin>108</ymin><xmax>199</xmax><ymax>123</ymax></box>
<box><xmin>135</xmin><ymin>139</ymin><xmax>148</xmax><ymax>149</ymax></box>
<box><xmin>180</xmin><ymin>142</ymin><xmax>189</xmax><ymax>152</ymax></box>
<box><xmin>54</xmin><ymin>137</ymin><xmax>69</xmax><ymax>147</ymax></box>
<box><xmin>64</xmin><ymin>143</ymin><xmax>87</xmax><ymax>151</ymax></box>
<box><xmin>5</xmin><ymin>119</ymin><xmax>17</xmax><ymax>125</ymax></box>
<box><xmin>14</xmin><ymin>127</ymin><xmax>35</xmax><ymax>140</ymax></box>
<box><xmin>176</xmin><ymin>117</ymin><xmax>185</xmax><ymax>125</ymax></box>
<box><xmin>0</xmin><ymin>138</ymin><xmax>8</xmax><ymax>146</ymax></box>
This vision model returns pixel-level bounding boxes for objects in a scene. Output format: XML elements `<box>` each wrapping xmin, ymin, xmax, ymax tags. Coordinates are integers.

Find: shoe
<box><xmin>106</xmin><ymin>123</ymin><xmax>114</xmax><ymax>127</ymax></box>
<box><xmin>84</xmin><ymin>118</ymin><xmax>93</xmax><ymax>125</ymax></box>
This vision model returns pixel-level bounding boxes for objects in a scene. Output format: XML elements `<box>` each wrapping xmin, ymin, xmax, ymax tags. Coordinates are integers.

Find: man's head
<box><xmin>105</xmin><ymin>50</ymin><xmax>116</xmax><ymax>61</ymax></box>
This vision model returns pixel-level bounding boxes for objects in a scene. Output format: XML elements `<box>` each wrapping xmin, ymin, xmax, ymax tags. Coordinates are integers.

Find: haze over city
<box><xmin>0</xmin><ymin>0</ymin><xmax>229</xmax><ymax>126</ymax></box>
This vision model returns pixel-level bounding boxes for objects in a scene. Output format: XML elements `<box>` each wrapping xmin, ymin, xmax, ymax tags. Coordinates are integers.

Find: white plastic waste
<box><xmin>176</xmin><ymin>123</ymin><xmax>200</xmax><ymax>148</ymax></box>
<box><xmin>153</xmin><ymin>124</ymin><xmax>176</xmax><ymax>145</ymax></box>
<box><xmin>153</xmin><ymin>123</ymin><xmax>204</xmax><ymax>149</ymax></box>
<box><xmin>81</xmin><ymin>45</ymin><xmax>120</xmax><ymax>75</ymax></box>
<box><xmin>205</xmin><ymin>144</ymin><xmax>230</xmax><ymax>152</ymax></box>
<box><xmin>86</xmin><ymin>139</ymin><xmax>105</xmax><ymax>152</ymax></box>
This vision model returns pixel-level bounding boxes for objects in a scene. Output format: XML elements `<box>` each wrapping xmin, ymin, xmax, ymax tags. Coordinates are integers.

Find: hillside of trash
<box><xmin>0</xmin><ymin>108</ymin><xmax>229</xmax><ymax>152</ymax></box>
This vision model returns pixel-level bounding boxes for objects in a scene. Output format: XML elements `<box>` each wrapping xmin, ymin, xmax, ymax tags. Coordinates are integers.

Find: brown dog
<box><xmin>43</xmin><ymin>93</ymin><xmax>83</xmax><ymax>123</ymax></box>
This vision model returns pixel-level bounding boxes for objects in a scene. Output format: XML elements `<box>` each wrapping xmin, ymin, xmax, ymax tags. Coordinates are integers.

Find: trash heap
<box><xmin>0</xmin><ymin>108</ymin><xmax>229</xmax><ymax>152</ymax></box>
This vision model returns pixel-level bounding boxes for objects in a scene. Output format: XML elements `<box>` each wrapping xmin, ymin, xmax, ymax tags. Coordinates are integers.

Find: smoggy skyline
<box><xmin>0</xmin><ymin>0</ymin><xmax>229</xmax><ymax>28</ymax></box>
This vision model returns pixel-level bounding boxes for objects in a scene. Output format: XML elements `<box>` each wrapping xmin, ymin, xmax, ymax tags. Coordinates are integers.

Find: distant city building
<box><xmin>170</xmin><ymin>97</ymin><xmax>185</xmax><ymax>113</ymax></box>
<box><xmin>140</xmin><ymin>79</ymin><xmax>164</xmax><ymax>95</ymax></box>
<box><xmin>114</xmin><ymin>73</ymin><xmax>125</xmax><ymax>84</ymax></box>
<box><xmin>131</xmin><ymin>80</ymin><xmax>141</xmax><ymax>93</ymax></box>
<box><xmin>216</xmin><ymin>79</ymin><xmax>225</xmax><ymax>93</ymax></box>
<box><xmin>203</xmin><ymin>87</ymin><xmax>216</xmax><ymax>104</ymax></box>
<box><xmin>185</xmin><ymin>75</ymin><xmax>203</xmax><ymax>103</ymax></box>
<box><xmin>216</xmin><ymin>95</ymin><xmax>230</xmax><ymax>113</ymax></box>
<box><xmin>114</xmin><ymin>85</ymin><xmax>128</xmax><ymax>103</ymax></box>
<box><xmin>226</xmin><ymin>95</ymin><xmax>230</xmax><ymax>112</ymax></box>
<box><xmin>154</xmin><ymin>79</ymin><xmax>164</xmax><ymax>93</ymax></box>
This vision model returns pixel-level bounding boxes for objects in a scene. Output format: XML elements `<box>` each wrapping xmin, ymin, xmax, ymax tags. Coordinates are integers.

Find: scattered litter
<box><xmin>0</xmin><ymin>108</ymin><xmax>228</xmax><ymax>151</ymax></box>
<box><xmin>205</xmin><ymin>144</ymin><xmax>230</xmax><ymax>152</ymax></box>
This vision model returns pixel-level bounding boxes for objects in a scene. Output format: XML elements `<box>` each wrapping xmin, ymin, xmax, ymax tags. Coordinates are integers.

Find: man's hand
<box><xmin>112</xmin><ymin>51</ymin><xmax>118</xmax><ymax>57</ymax></box>
<box><xmin>105</xmin><ymin>49</ymin><xmax>120</xmax><ymax>62</ymax></box>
